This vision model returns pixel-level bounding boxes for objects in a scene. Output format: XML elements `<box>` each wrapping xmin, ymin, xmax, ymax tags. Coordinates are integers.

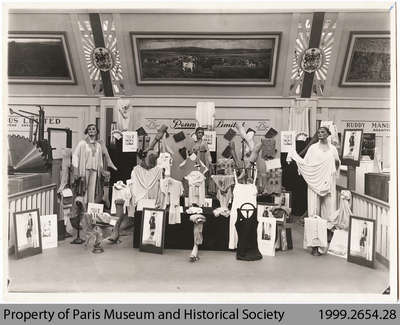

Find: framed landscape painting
<box><xmin>340</xmin><ymin>31</ymin><xmax>390</xmax><ymax>87</ymax></box>
<box><xmin>8</xmin><ymin>32</ymin><xmax>76</xmax><ymax>84</ymax></box>
<box><xmin>131</xmin><ymin>32</ymin><xmax>280</xmax><ymax>85</ymax></box>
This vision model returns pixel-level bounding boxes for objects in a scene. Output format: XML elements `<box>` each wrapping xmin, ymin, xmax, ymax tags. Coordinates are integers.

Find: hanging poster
<box><xmin>280</xmin><ymin>131</ymin><xmax>296</xmax><ymax>153</ymax></box>
<box><xmin>122</xmin><ymin>131</ymin><xmax>138</xmax><ymax>152</ymax></box>
<box><xmin>203</xmin><ymin>131</ymin><xmax>217</xmax><ymax>152</ymax></box>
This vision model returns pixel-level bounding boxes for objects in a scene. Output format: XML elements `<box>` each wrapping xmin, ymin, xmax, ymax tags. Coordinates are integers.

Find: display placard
<box><xmin>87</xmin><ymin>203</ymin><xmax>104</xmax><ymax>221</ymax></box>
<box><xmin>280</xmin><ymin>131</ymin><xmax>296</xmax><ymax>153</ymax></box>
<box><xmin>203</xmin><ymin>131</ymin><xmax>217</xmax><ymax>152</ymax></box>
<box><xmin>40</xmin><ymin>214</ymin><xmax>58</xmax><ymax>250</ymax></box>
<box><xmin>122</xmin><ymin>131</ymin><xmax>138</xmax><ymax>152</ymax></box>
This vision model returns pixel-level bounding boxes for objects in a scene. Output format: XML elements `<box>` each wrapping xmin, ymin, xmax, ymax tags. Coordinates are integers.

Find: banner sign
<box><xmin>203</xmin><ymin>131</ymin><xmax>217</xmax><ymax>152</ymax></box>
<box><xmin>143</xmin><ymin>118</ymin><xmax>271</xmax><ymax>135</ymax></box>
<box><xmin>340</xmin><ymin>120</ymin><xmax>390</xmax><ymax>134</ymax></box>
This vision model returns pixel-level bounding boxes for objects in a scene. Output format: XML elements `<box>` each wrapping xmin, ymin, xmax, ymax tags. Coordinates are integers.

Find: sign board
<box><xmin>122</xmin><ymin>131</ymin><xmax>138</xmax><ymax>152</ymax></box>
<box><xmin>203</xmin><ymin>131</ymin><xmax>217</xmax><ymax>152</ymax></box>
<box><xmin>143</xmin><ymin>118</ymin><xmax>272</xmax><ymax>135</ymax></box>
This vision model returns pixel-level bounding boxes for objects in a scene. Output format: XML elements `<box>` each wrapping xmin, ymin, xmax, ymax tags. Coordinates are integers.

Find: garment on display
<box><xmin>229</xmin><ymin>170</ymin><xmax>258</xmax><ymax>249</ymax></box>
<box><xmin>110</xmin><ymin>181</ymin><xmax>131</xmax><ymax>214</ymax></box>
<box><xmin>185</xmin><ymin>170</ymin><xmax>206</xmax><ymax>207</ymax></box>
<box><xmin>116</xmin><ymin>99</ymin><xmax>131</xmax><ymax>131</ymax></box>
<box><xmin>223</xmin><ymin>128</ymin><xmax>237</xmax><ymax>141</ymax></box>
<box><xmin>289</xmin><ymin>100</ymin><xmax>311</xmax><ymax>136</ymax></box>
<box><xmin>265</xmin><ymin>127</ymin><xmax>278</xmax><ymax>138</ymax></box>
<box><xmin>328</xmin><ymin>190</ymin><xmax>352</xmax><ymax>230</ymax></box>
<box><xmin>261</xmin><ymin>138</ymin><xmax>276</xmax><ymax>160</ymax></box>
<box><xmin>211</xmin><ymin>174</ymin><xmax>235</xmax><ymax>209</ymax></box>
<box><xmin>258</xmin><ymin>169</ymin><xmax>282</xmax><ymax>195</ymax></box>
<box><xmin>173</xmin><ymin>131</ymin><xmax>186</xmax><ymax>142</ymax></box>
<box><xmin>157</xmin><ymin>152</ymin><xmax>173</xmax><ymax>176</ymax></box>
<box><xmin>235</xmin><ymin>203</ymin><xmax>262</xmax><ymax>261</ymax></box>
<box><xmin>213</xmin><ymin>207</ymin><xmax>230</xmax><ymax>218</ymax></box>
<box><xmin>196</xmin><ymin>101</ymin><xmax>215</xmax><ymax>128</ymax></box>
<box><xmin>160</xmin><ymin>177</ymin><xmax>184</xmax><ymax>224</ymax></box>
<box><xmin>304</xmin><ymin>216</ymin><xmax>328</xmax><ymax>251</ymax></box>
<box><xmin>186</xmin><ymin>206</ymin><xmax>203</xmax><ymax>214</ymax></box>
<box><xmin>129</xmin><ymin>165</ymin><xmax>162</xmax><ymax>209</ymax></box>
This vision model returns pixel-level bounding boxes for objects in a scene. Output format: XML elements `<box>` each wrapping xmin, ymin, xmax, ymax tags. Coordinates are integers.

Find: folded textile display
<box><xmin>287</xmin><ymin>148</ymin><xmax>337</xmax><ymax>197</ymax></box>
<box><xmin>304</xmin><ymin>216</ymin><xmax>328</xmax><ymax>249</ymax></box>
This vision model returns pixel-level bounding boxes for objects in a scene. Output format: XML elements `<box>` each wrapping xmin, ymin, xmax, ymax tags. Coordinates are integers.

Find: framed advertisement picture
<box><xmin>131</xmin><ymin>32</ymin><xmax>280</xmax><ymax>86</ymax></box>
<box><xmin>274</xmin><ymin>191</ymin><xmax>292</xmax><ymax>210</ymax></box>
<box><xmin>341</xmin><ymin>129</ymin><xmax>363</xmax><ymax>166</ymax></box>
<box><xmin>8</xmin><ymin>32</ymin><xmax>76</xmax><ymax>84</ymax></box>
<box><xmin>347</xmin><ymin>216</ymin><xmax>376</xmax><ymax>268</ymax></box>
<box><xmin>140</xmin><ymin>208</ymin><xmax>167</xmax><ymax>254</ymax></box>
<box><xmin>340</xmin><ymin>31</ymin><xmax>390</xmax><ymax>87</ymax></box>
<box><xmin>257</xmin><ymin>217</ymin><xmax>277</xmax><ymax>256</ymax></box>
<box><xmin>40</xmin><ymin>214</ymin><xmax>58</xmax><ymax>249</ymax></box>
<box><xmin>361</xmin><ymin>133</ymin><xmax>376</xmax><ymax>160</ymax></box>
<box><xmin>13</xmin><ymin>209</ymin><xmax>42</xmax><ymax>259</ymax></box>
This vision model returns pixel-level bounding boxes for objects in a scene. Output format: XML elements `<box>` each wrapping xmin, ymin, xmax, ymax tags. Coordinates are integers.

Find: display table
<box><xmin>133</xmin><ymin>207</ymin><xmax>230</xmax><ymax>251</ymax></box>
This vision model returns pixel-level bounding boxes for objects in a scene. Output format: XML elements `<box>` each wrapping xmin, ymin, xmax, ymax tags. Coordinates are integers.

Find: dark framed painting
<box><xmin>347</xmin><ymin>216</ymin><xmax>376</xmax><ymax>268</ymax></box>
<box><xmin>139</xmin><ymin>208</ymin><xmax>166</xmax><ymax>254</ymax></box>
<box><xmin>131</xmin><ymin>32</ymin><xmax>281</xmax><ymax>85</ymax></box>
<box><xmin>13</xmin><ymin>209</ymin><xmax>42</xmax><ymax>259</ymax></box>
<box><xmin>8</xmin><ymin>32</ymin><xmax>76</xmax><ymax>84</ymax></box>
<box><xmin>341</xmin><ymin>129</ymin><xmax>364</xmax><ymax>167</ymax></box>
<box><xmin>340</xmin><ymin>31</ymin><xmax>390</xmax><ymax>87</ymax></box>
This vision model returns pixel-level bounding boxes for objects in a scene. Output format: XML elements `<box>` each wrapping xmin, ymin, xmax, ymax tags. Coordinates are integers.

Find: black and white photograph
<box><xmin>341</xmin><ymin>129</ymin><xmax>363</xmax><ymax>166</ymax></box>
<box><xmin>140</xmin><ymin>208</ymin><xmax>166</xmax><ymax>254</ymax></box>
<box><xmin>348</xmin><ymin>216</ymin><xmax>376</xmax><ymax>268</ymax></box>
<box><xmin>13</xmin><ymin>209</ymin><xmax>42</xmax><ymax>259</ymax></box>
<box><xmin>2</xmin><ymin>1</ymin><xmax>397</xmax><ymax>303</ymax></box>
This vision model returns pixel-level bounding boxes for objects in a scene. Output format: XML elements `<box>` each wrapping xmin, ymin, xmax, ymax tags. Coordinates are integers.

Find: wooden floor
<box><xmin>7</xmin><ymin>223</ymin><xmax>390</xmax><ymax>301</ymax></box>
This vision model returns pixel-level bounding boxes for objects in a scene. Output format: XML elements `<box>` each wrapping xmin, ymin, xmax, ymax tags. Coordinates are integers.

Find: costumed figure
<box><xmin>72</xmin><ymin>124</ymin><xmax>105</xmax><ymax>206</ymax></box>
<box><xmin>287</xmin><ymin>126</ymin><xmax>340</xmax><ymax>256</ymax></box>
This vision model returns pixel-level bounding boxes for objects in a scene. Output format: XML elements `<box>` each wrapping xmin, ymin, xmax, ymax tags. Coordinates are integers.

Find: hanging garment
<box><xmin>185</xmin><ymin>171</ymin><xmax>206</xmax><ymax>206</ymax></box>
<box><xmin>229</xmin><ymin>181</ymin><xmax>258</xmax><ymax>249</ymax></box>
<box><xmin>160</xmin><ymin>177</ymin><xmax>184</xmax><ymax>224</ymax></box>
<box><xmin>304</xmin><ymin>216</ymin><xmax>328</xmax><ymax>249</ymax></box>
<box><xmin>261</xmin><ymin>138</ymin><xmax>276</xmax><ymax>160</ymax></box>
<box><xmin>235</xmin><ymin>204</ymin><xmax>262</xmax><ymax>261</ymax></box>
<box><xmin>328</xmin><ymin>190</ymin><xmax>352</xmax><ymax>230</ymax></box>
<box><xmin>211</xmin><ymin>175</ymin><xmax>235</xmax><ymax>208</ymax></box>
<box><xmin>196</xmin><ymin>101</ymin><xmax>215</xmax><ymax>127</ymax></box>
<box><xmin>157</xmin><ymin>152</ymin><xmax>173</xmax><ymax>176</ymax></box>
<box><xmin>110</xmin><ymin>181</ymin><xmax>132</xmax><ymax>214</ymax></box>
<box><xmin>129</xmin><ymin>165</ymin><xmax>162</xmax><ymax>210</ymax></box>
<box><xmin>259</xmin><ymin>169</ymin><xmax>282</xmax><ymax>195</ymax></box>
<box><xmin>192</xmin><ymin>140</ymin><xmax>212</xmax><ymax>168</ymax></box>
<box><xmin>288</xmin><ymin>103</ymin><xmax>310</xmax><ymax>136</ymax></box>
<box><xmin>116</xmin><ymin>99</ymin><xmax>131</xmax><ymax>131</ymax></box>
